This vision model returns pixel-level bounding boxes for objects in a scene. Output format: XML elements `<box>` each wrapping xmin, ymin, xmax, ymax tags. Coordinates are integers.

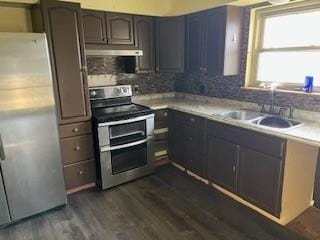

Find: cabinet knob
<box><xmin>232</xmin><ymin>165</ymin><xmax>236</xmax><ymax>173</ymax></box>
<box><xmin>73</xmin><ymin>128</ymin><xmax>79</xmax><ymax>133</ymax></box>
<box><xmin>190</xmin><ymin>118</ymin><xmax>195</xmax><ymax>123</ymax></box>
<box><xmin>156</xmin><ymin>67</ymin><xmax>160</xmax><ymax>71</ymax></box>
<box><xmin>78</xmin><ymin>170</ymin><xmax>84</xmax><ymax>175</ymax></box>
<box><xmin>75</xmin><ymin>146</ymin><xmax>81</xmax><ymax>151</ymax></box>
<box><xmin>164</xmin><ymin>112</ymin><xmax>168</xmax><ymax>117</ymax></box>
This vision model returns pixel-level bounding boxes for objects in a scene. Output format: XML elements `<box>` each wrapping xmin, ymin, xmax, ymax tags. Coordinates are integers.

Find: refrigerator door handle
<box><xmin>0</xmin><ymin>134</ymin><xmax>6</xmax><ymax>161</ymax></box>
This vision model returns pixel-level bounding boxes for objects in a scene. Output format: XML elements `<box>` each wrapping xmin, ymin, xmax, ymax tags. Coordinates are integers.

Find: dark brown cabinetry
<box><xmin>32</xmin><ymin>0</ymin><xmax>90</xmax><ymax>124</ymax></box>
<box><xmin>106</xmin><ymin>13</ymin><xmax>134</xmax><ymax>45</ymax></box>
<box><xmin>168</xmin><ymin>110</ymin><xmax>206</xmax><ymax>177</ymax></box>
<box><xmin>186</xmin><ymin>12</ymin><xmax>204</xmax><ymax>73</ymax></box>
<box><xmin>186</xmin><ymin>6</ymin><xmax>243</xmax><ymax>76</ymax></box>
<box><xmin>134</xmin><ymin>16</ymin><xmax>155</xmax><ymax>73</ymax></box>
<box><xmin>82</xmin><ymin>10</ymin><xmax>107</xmax><ymax>44</ymax></box>
<box><xmin>82</xmin><ymin>11</ymin><xmax>134</xmax><ymax>46</ymax></box>
<box><xmin>206</xmin><ymin>120</ymin><xmax>285</xmax><ymax>216</ymax></box>
<box><xmin>206</xmin><ymin>136</ymin><xmax>238</xmax><ymax>193</ymax></box>
<box><xmin>155</xmin><ymin>17</ymin><xmax>185</xmax><ymax>72</ymax></box>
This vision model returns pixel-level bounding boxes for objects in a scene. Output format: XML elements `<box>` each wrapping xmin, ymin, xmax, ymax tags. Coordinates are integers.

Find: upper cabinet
<box><xmin>155</xmin><ymin>17</ymin><xmax>185</xmax><ymax>73</ymax></box>
<box><xmin>32</xmin><ymin>0</ymin><xmax>91</xmax><ymax>124</ymax></box>
<box><xmin>82</xmin><ymin>10</ymin><xmax>107</xmax><ymax>44</ymax></box>
<box><xmin>186</xmin><ymin>6</ymin><xmax>244</xmax><ymax>76</ymax></box>
<box><xmin>106</xmin><ymin>13</ymin><xmax>134</xmax><ymax>45</ymax></box>
<box><xmin>82</xmin><ymin>11</ymin><xmax>134</xmax><ymax>45</ymax></box>
<box><xmin>134</xmin><ymin>16</ymin><xmax>155</xmax><ymax>73</ymax></box>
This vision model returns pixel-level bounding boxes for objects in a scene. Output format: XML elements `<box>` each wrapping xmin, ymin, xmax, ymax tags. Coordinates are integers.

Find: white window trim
<box><xmin>245</xmin><ymin>0</ymin><xmax>320</xmax><ymax>92</ymax></box>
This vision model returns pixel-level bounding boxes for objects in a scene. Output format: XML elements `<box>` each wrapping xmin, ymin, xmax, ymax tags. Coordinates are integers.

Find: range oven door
<box><xmin>97</xmin><ymin>114</ymin><xmax>154</xmax><ymax>189</ymax></box>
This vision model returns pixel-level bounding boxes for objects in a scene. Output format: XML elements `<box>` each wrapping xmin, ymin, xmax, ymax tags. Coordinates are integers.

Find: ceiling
<box><xmin>1</xmin><ymin>0</ymin><xmax>268</xmax><ymax>16</ymax></box>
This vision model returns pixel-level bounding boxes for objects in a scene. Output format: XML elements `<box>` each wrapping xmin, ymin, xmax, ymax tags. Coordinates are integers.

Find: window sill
<box><xmin>241</xmin><ymin>87</ymin><xmax>320</xmax><ymax>96</ymax></box>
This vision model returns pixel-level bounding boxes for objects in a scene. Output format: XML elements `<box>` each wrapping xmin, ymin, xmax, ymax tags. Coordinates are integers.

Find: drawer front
<box><xmin>155</xmin><ymin>109</ymin><xmax>168</xmax><ymax>129</ymax></box>
<box><xmin>59</xmin><ymin>121</ymin><xmax>92</xmax><ymax>138</ymax></box>
<box><xmin>64</xmin><ymin>160</ymin><xmax>96</xmax><ymax>190</ymax></box>
<box><xmin>207</xmin><ymin>120</ymin><xmax>286</xmax><ymax>158</ymax></box>
<box><xmin>61</xmin><ymin>135</ymin><xmax>94</xmax><ymax>165</ymax></box>
<box><xmin>173</xmin><ymin>110</ymin><xmax>205</xmax><ymax>130</ymax></box>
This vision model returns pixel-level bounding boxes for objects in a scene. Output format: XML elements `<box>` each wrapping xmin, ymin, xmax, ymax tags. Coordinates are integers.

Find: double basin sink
<box><xmin>216</xmin><ymin>110</ymin><xmax>303</xmax><ymax>132</ymax></box>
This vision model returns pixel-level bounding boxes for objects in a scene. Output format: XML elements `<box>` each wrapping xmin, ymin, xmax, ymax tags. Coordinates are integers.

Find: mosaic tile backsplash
<box><xmin>86</xmin><ymin>56</ymin><xmax>175</xmax><ymax>95</ymax></box>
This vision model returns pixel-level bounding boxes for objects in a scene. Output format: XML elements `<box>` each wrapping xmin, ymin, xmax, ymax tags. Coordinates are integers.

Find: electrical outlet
<box><xmin>133</xmin><ymin>85</ymin><xmax>139</xmax><ymax>94</ymax></box>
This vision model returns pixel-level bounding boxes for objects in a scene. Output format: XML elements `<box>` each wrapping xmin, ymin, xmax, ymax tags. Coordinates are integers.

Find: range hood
<box><xmin>85</xmin><ymin>44</ymin><xmax>143</xmax><ymax>57</ymax></box>
<box><xmin>85</xmin><ymin>49</ymin><xmax>143</xmax><ymax>56</ymax></box>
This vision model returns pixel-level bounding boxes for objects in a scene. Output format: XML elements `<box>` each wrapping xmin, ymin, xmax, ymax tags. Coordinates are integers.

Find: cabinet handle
<box><xmin>75</xmin><ymin>146</ymin><xmax>81</xmax><ymax>151</ymax></box>
<box><xmin>0</xmin><ymin>134</ymin><xmax>6</xmax><ymax>161</ymax></box>
<box><xmin>232</xmin><ymin>165</ymin><xmax>236</xmax><ymax>173</ymax></box>
<box><xmin>80</xmin><ymin>66</ymin><xmax>87</xmax><ymax>74</ymax></box>
<box><xmin>73</xmin><ymin>128</ymin><xmax>79</xmax><ymax>133</ymax></box>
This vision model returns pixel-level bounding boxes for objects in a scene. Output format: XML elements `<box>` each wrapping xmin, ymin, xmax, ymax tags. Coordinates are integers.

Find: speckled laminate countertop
<box><xmin>133</xmin><ymin>93</ymin><xmax>320</xmax><ymax>147</ymax></box>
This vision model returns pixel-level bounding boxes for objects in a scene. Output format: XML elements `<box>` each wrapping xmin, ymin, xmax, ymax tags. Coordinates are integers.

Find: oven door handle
<box><xmin>98</xmin><ymin>114</ymin><xmax>154</xmax><ymax>127</ymax></box>
<box><xmin>100</xmin><ymin>139</ymin><xmax>148</xmax><ymax>152</ymax></box>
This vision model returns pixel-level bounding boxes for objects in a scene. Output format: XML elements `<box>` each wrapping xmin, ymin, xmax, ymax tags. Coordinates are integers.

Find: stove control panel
<box><xmin>89</xmin><ymin>85</ymin><xmax>132</xmax><ymax>100</ymax></box>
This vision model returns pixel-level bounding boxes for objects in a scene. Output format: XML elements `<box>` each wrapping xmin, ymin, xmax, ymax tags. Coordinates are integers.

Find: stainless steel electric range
<box><xmin>90</xmin><ymin>85</ymin><xmax>155</xmax><ymax>190</ymax></box>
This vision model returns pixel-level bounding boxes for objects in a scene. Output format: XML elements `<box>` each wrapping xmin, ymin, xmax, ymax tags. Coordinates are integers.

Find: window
<box><xmin>246</xmin><ymin>1</ymin><xmax>320</xmax><ymax>90</ymax></box>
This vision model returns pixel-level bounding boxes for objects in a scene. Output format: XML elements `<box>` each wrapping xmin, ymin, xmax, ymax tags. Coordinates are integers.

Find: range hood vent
<box><xmin>85</xmin><ymin>44</ymin><xmax>143</xmax><ymax>56</ymax></box>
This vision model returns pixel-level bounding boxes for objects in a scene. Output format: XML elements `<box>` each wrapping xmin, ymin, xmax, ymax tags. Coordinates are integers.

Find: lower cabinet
<box><xmin>168</xmin><ymin>110</ymin><xmax>286</xmax><ymax>217</ymax></box>
<box><xmin>206</xmin><ymin>136</ymin><xmax>238</xmax><ymax>193</ymax></box>
<box><xmin>238</xmin><ymin>147</ymin><xmax>283</xmax><ymax>217</ymax></box>
<box><xmin>168</xmin><ymin>110</ymin><xmax>206</xmax><ymax>177</ymax></box>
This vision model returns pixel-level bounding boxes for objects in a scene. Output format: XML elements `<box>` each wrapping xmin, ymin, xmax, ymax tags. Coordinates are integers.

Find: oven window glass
<box><xmin>111</xmin><ymin>143</ymin><xmax>147</xmax><ymax>175</ymax></box>
<box><xmin>109</xmin><ymin>120</ymin><xmax>146</xmax><ymax>146</ymax></box>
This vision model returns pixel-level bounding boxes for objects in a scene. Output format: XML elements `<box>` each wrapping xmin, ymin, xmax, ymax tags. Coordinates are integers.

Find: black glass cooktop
<box><xmin>92</xmin><ymin>104</ymin><xmax>153</xmax><ymax>122</ymax></box>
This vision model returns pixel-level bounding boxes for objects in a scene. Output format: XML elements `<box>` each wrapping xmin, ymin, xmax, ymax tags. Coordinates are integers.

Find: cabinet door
<box><xmin>134</xmin><ymin>16</ymin><xmax>155</xmax><ymax>73</ymax></box>
<box><xmin>155</xmin><ymin>17</ymin><xmax>185</xmax><ymax>72</ymax></box>
<box><xmin>82</xmin><ymin>10</ymin><xmax>107</xmax><ymax>44</ymax></box>
<box><xmin>186</xmin><ymin>13</ymin><xmax>203</xmax><ymax>73</ymax></box>
<box><xmin>206</xmin><ymin>136</ymin><xmax>238</xmax><ymax>193</ymax></box>
<box><xmin>40</xmin><ymin>0</ymin><xmax>90</xmax><ymax>124</ymax></box>
<box><xmin>168</xmin><ymin>111</ymin><xmax>181</xmax><ymax>165</ymax></box>
<box><xmin>203</xmin><ymin>8</ymin><xmax>226</xmax><ymax>76</ymax></box>
<box><xmin>238</xmin><ymin>147</ymin><xmax>283</xmax><ymax>217</ymax></box>
<box><xmin>106</xmin><ymin>13</ymin><xmax>134</xmax><ymax>45</ymax></box>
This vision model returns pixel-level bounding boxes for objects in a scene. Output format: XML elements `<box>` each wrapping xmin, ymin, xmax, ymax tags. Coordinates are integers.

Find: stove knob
<box><xmin>91</xmin><ymin>91</ymin><xmax>97</xmax><ymax>97</ymax></box>
<box><xmin>115</xmin><ymin>88</ymin><xmax>121</xmax><ymax>94</ymax></box>
<box><xmin>122</xmin><ymin>87</ymin><xmax>128</xmax><ymax>93</ymax></box>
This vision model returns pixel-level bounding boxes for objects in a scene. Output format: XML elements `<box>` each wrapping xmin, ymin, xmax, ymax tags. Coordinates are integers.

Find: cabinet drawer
<box><xmin>155</xmin><ymin>109</ymin><xmax>168</xmax><ymax>129</ymax></box>
<box><xmin>59</xmin><ymin>121</ymin><xmax>92</xmax><ymax>138</ymax></box>
<box><xmin>64</xmin><ymin>160</ymin><xmax>96</xmax><ymax>190</ymax></box>
<box><xmin>207</xmin><ymin>121</ymin><xmax>286</xmax><ymax>158</ymax></box>
<box><xmin>174</xmin><ymin>110</ymin><xmax>205</xmax><ymax>130</ymax></box>
<box><xmin>61</xmin><ymin>135</ymin><xmax>94</xmax><ymax>165</ymax></box>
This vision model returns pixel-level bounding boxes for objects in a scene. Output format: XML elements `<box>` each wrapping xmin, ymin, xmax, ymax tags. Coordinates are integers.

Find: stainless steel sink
<box><xmin>252</xmin><ymin>116</ymin><xmax>303</xmax><ymax>130</ymax></box>
<box><xmin>216</xmin><ymin>110</ymin><xmax>303</xmax><ymax>132</ymax></box>
<box><xmin>216</xmin><ymin>110</ymin><xmax>265</xmax><ymax>121</ymax></box>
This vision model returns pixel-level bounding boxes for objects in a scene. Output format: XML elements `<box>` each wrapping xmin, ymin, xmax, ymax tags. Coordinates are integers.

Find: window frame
<box><xmin>246</xmin><ymin>0</ymin><xmax>320</xmax><ymax>92</ymax></box>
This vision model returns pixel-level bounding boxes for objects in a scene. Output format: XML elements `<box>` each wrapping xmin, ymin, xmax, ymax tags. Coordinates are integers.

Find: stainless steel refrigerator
<box><xmin>0</xmin><ymin>33</ymin><xmax>67</xmax><ymax>226</ymax></box>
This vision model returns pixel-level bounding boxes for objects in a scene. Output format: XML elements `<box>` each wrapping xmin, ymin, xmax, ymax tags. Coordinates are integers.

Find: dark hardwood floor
<box><xmin>0</xmin><ymin>164</ymin><xmax>307</xmax><ymax>240</ymax></box>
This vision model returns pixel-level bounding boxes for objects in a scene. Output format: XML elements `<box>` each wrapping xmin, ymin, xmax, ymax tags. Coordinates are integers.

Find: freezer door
<box><xmin>0</xmin><ymin>170</ymin><xmax>10</xmax><ymax>225</ymax></box>
<box><xmin>0</xmin><ymin>33</ymin><xmax>67</xmax><ymax>222</ymax></box>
